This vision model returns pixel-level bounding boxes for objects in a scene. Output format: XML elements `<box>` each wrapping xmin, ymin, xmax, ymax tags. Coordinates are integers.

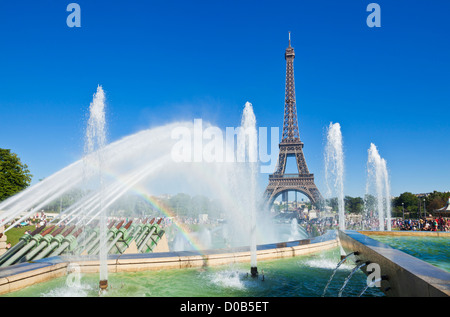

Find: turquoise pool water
<box><xmin>3</xmin><ymin>247</ymin><xmax>384</xmax><ymax>297</ymax></box>
<box><xmin>368</xmin><ymin>234</ymin><xmax>450</xmax><ymax>273</ymax></box>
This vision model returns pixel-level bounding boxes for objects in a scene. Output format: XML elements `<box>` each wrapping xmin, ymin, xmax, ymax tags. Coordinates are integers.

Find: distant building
<box><xmin>414</xmin><ymin>191</ymin><xmax>450</xmax><ymax>198</ymax></box>
<box><xmin>414</xmin><ymin>193</ymin><xmax>431</xmax><ymax>198</ymax></box>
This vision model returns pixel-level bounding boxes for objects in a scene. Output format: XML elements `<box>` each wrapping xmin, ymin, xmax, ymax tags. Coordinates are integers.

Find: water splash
<box><xmin>324</xmin><ymin>122</ymin><xmax>345</xmax><ymax>230</ymax></box>
<box><xmin>209</xmin><ymin>268</ymin><xmax>246</xmax><ymax>290</ymax></box>
<box><xmin>365</xmin><ymin>143</ymin><xmax>391</xmax><ymax>231</ymax></box>
<box><xmin>85</xmin><ymin>85</ymin><xmax>107</xmax><ymax>156</ymax></box>
<box><xmin>42</xmin><ymin>283</ymin><xmax>93</xmax><ymax>297</ymax></box>
<box><xmin>288</xmin><ymin>218</ymin><xmax>302</xmax><ymax>241</ymax></box>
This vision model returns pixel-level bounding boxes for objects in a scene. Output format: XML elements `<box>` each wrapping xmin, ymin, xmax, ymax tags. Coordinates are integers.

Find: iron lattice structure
<box><xmin>264</xmin><ymin>34</ymin><xmax>323</xmax><ymax>206</ymax></box>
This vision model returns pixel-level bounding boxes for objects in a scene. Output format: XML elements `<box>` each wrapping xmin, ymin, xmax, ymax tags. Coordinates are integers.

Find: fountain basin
<box><xmin>338</xmin><ymin>230</ymin><xmax>450</xmax><ymax>297</ymax></box>
<box><xmin>0</xmin><ymin>233</ymin><xmax>338</xmax><ymax>295</ymax></box>
<box><xmin>365</xmin><ymin>232</ymin><xmax>450</xmax><ymax>273</ymax></box>
<box><xmin>4</xmin><ymin>245</ymin><xmax>384</xmax><ymax>297</ymax></box>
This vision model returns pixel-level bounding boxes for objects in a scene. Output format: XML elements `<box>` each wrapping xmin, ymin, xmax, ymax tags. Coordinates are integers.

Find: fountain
<box><xmin>288</xmin><ymin>218</ymin><xmax>303</xmax><ymax>241</ymax></box>
<box><xmin>1</xmin><ymin>85</ymin><xmax>448</xmax><ymax>298</ymax></box>
<box><xmin>365</xmin><ymin>143</ymin><xmax>391</xmax><ymax>231</ymax></box>
<box><xmin>83</xmin><ymin>85</ymin><xmax>109</xmax><ymax>291</ymax></box>
<box><xmin>237</xmin><ymin>101</ymin><xmax>259</xmax><ymax>277</ymax></box>
<box><xmin>0</xmin><ymin>89</ymin><xmax>287</xmax><ymax>290</ymax></box>
<box><xmin>324</xmin><ymin>122</ymin><xmax>345</xmax><ymax>230</ymax></box>
<box><xmin>3</xmin><ymin>246</ymin><xmax>385</xmax><ymax>297</ymax></box>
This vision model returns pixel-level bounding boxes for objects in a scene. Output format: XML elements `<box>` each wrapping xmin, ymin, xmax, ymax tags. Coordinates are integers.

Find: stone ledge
<box><xmin>359</xmin><ymin>230</ymin><xmax>450</xmax><ymax>237</ymax></box>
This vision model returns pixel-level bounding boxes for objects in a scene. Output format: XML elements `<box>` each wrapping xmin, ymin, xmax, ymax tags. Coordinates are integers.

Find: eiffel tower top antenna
<box><xmin>282</xmin><ymin>31</ymin><xmax>300</xmax><ymax>144</ymax></box>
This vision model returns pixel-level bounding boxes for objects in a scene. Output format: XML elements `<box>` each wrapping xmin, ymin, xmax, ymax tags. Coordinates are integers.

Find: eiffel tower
<box><xmin>264</xmin><ymin>33</ymin><xmax>322</xmax><ymax>207</ymax></box>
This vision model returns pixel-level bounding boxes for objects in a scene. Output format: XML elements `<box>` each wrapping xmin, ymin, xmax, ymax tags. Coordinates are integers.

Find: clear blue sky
<box><xmin>0</xmin><ymin>0</ymin><xmax>449</xmax><ymax>198</ymax></box>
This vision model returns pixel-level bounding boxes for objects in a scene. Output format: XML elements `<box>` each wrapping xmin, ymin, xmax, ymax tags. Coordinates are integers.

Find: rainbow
<box><xmin>131</xmin><ymin>185</ymin><xmax>208</xmax><ymax>252</ymax></box>
<box><xmin>77</xmin><ymin>152</ymin><xmax>262</xmax><ymax>252</ymax></box>
<box><xmin>93</xmin><ymin>163</ymin><xmax>229</xmax><ymax>252</ymax></box>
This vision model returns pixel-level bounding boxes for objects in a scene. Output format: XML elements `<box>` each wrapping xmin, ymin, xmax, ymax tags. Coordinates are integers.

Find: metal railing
<box><xmin>269</xmin><ymin>173</ymin><xmax>314</xmax><ymax>179</ymax></box>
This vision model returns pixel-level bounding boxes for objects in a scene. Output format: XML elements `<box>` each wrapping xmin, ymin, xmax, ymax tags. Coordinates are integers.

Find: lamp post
<box><xmin>418</xmin><ymin>199</ymin><xmax>421</xmax><ymax>219</ymax></box>
<box><xmin>423</xmin><ymin>198</ymin><xmax>426</xmax><ymax>219</ymax></box>
<box><xmin>402</xmin><ymin>202</ymin><xmax>404</xmax><ymax>220</ymax></box>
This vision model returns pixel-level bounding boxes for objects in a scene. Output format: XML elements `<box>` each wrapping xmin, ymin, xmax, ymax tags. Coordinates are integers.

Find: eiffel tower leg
<box><xmin>282</xmin><ymin>192</ymin><xmax>288</xmax><ymax>211</ymax></box>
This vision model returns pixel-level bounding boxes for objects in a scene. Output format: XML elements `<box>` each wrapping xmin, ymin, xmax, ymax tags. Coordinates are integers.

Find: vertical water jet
<box><xmin>84</xmin><ymin>85</ymin><xmax>109</xmax><ymax>291</ymax></box>
<box><xmin>366</xmin><ymin>143</ymin><xmax>391</xmax><ymax>231</ymax></box>
<box><xmin>324</xmin><ymin>122</ymin><xmax>345</xmax><ymax>230</ymax></box>
<box><xmin>238</xmin><ymin>102</ymin><xmax>258</xmax><ymax>277</ymax></box>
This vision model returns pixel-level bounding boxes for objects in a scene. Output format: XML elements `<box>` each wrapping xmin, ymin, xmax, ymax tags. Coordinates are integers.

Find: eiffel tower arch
<box><xmin>264</xmin><ymin>33</ymin><xmax>323</xmax><ymax>209</ymax></box>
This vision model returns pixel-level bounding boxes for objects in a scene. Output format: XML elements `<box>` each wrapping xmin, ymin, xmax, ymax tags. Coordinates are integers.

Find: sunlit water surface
<box><xmin>5</xmin><ymin>247</ymin><xmax>384</xmax><ymax>297</ymax></box>
<box><xmin>368</xmin><ymin>234</ymin><xmax>450</xmax><ymax>273</ymax></box>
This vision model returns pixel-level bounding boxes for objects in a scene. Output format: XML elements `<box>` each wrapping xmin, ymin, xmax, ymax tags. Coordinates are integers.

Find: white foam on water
<box><xmin>41</xmin><ymin>282</ymin><xmax>94</xmax><ymax>297</ymax></box>
<box><xmin>303</xmin><ymin>258</ymin><xmax>353</xmax><ymax>271</ymax></box>
<box><xmin>208</xmin><ymin>268</ymin><xmax>247</xmax><ymax>290</ymax></box>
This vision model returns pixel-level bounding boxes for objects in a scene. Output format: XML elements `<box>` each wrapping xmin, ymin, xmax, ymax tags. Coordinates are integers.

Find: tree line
<box><xmin>323</xmin><ymin>191</ymin><xmax>450</xmax><ymax>218</ymax></box>
<box><xmin>392</xmin><ymin>191</ymin><xmax>450</xmax><ymax>218</ymax></box>
<box><xmin>1</xmin><ymin>148</ymin><xmax>449</xmax><ymax>219</ymax></box>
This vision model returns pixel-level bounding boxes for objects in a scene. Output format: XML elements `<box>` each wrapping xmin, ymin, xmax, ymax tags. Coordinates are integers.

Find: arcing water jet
<box><xmin>0</xmin><ymin>225</ymin><xmax>51</xmax><ymax>267</ymax></box>
<box><xmin>137</xmin><ymin>219</ymin><xmax>161</xmax><ymax>252</ymax></box>
<box><xmin>22</xmin><ymin>226</ymin><xmax>66</xmax><ymax>262</ymax></box>
<box><xmin>33</xmin><ymin>225</ymin><xmax>76</xmax><ymax>260</ymax></box>
<box><xmin>49</xmin><ymin>227</ymin><xmax>83</xmax><ymax>257</ymax></box>
<box><xmin>105</xmin><ymin>220</ymin><xmax>133</xmax><ymax>253</ymax></box>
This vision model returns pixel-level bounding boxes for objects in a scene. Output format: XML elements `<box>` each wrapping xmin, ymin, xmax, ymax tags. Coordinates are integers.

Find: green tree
<box><xmin>394</xmin><ymin>192</ymin><xmax>419</xmax><ymax>212</ymax></box>
<box><xmin>364</xmin><ymin>194</ymin><xmax>377</xmax><ymax>213</ymax></box>
<box><xmin>326</xmin><ymin>197</ymin><xmax>338</xmax><ymax>212</ymax></box>
<box><xmin>393</xmin><ymin>192</ymin><xmax>419</xmax><ymax>217</ymax></box>
<box><xmin>425</xmin><ymin>191</ymin><xmax>450</xmax><ymax>212</ymax></box>
<box><xmin>427</xmin><ymin>196</ymin><xmax>445</xmax><ymax>212</ymax></box>
<box><xmin>43</xmin><ymin>188</ymin><xmax>85</xmax><ymax>213</ymax></box>
<box><xmin>0</xmin><ymin>149</ymin><xmax>33</xmax><ymax>201</ymax></box>
<box><xmin>345</xmin><ymin>196</ymin><xmax>364</xmax><ymax>214</ymax></box>
<box><xmin>167</xmin><ymin>193</ymin><xmax>192</xmax><ymax>217</ymax></box>
<box><xmin>191</xmin><ymin>195</ymin><xmax>210</xmax><ymax>215</ymax></box>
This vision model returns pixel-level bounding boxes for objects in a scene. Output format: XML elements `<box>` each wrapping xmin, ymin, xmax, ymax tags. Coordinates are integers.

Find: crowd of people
<box><xmin>392</xmin><ymin>217</ymin><xmax>450</xmax><ymax>231</ymax></box>
<box><xmin>299</xmin><ymin>217</ymin><xmax>335</xmax><ymax>237</ymax></box>
<box><xmin>2</xmin><ymin>211</ymin><xmax>48</xmax><ymax>230</ymax></box>
<box><xmin>297</xmin><ymin>214</ymin><xmax>450</xmax><ymax>237</ymax></box>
